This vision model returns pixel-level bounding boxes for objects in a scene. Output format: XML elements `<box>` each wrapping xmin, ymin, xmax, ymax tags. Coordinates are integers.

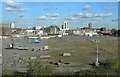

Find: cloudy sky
<box><xmin>1</xmin><ymin>0</ymin><xmax>119</xmax><ymax>29</ymax></box>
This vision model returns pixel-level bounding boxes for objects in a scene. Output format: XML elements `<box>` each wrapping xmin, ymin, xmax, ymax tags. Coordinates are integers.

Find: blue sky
<box><xmin>1</xmin><ymin>1</ymin><xmax>119</xmax><ymax>29</ymax></box>
<box><xmin>1</xmin><ymin>0</ymin><xmax>118</xmax><ymax>2</ymax></box>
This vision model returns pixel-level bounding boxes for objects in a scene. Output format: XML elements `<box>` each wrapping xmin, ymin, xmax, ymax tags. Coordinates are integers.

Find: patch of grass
<box><xmin>47</xmin><ymin>37</ymin><xmax>118</xmax><ymax>65</ymax></box>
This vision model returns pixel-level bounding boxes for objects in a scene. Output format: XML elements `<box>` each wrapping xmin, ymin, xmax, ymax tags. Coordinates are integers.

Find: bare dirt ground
<box><xmin>2</xmin><ymin>35</ymin><xmax>118</xmax><ymax>74</ymax></box>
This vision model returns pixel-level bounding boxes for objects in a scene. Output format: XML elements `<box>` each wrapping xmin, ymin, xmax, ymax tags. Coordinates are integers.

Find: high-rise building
<box><xmin>10</xmin><ymin>23</ymin><xmax>15</xmax><ymax>28</ymax></box>
<box><xmin>88</xmin><ymin>22</ymin><xmax>93</xmax><ymax>29</ymax></box>
<box><xmin>64</xmin><ymin>21</ymin><xmax>67</xmax><ymax>30</ymax></box>
<box><xmin>61</xmin><ymin>21</ymin><xmax>69</xmax><ymax>30</ymax></box>
<box><xmin>60</xmin><ymin>21</ymin><xmax>69</xmax><ymax>35</ymax></box>
<box><xmin>61</xmin><ymin>25</ymin><xmax>64</xmax><ymax>29</ymax></box>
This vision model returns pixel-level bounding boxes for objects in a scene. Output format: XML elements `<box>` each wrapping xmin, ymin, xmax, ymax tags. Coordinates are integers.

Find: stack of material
<box><xmin>40</xmin><ymin>55</ymin><xmax>51</xmax><ymax>59</ymax></box>
<box><xmin>62</xmin><ymin>53</ymin><xmax>71</xmax><ymax>57</ymax></box>
<box><xmin>43</xmin><ymin>45</ymin><xmax>49</xmax><ymax>50</ymax></box>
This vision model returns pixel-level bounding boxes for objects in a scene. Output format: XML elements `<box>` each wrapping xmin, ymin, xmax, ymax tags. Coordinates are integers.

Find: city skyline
<box><xmin>1</xmin><ymin>1</ymin><xmax>119</xmax><ymax>29</ymax></box>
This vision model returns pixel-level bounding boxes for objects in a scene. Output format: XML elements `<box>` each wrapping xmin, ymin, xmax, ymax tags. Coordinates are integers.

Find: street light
<box><xmin>95</xmin><ymin>40</ymin><xmax>100</xmax><ymax>67</ymax></box>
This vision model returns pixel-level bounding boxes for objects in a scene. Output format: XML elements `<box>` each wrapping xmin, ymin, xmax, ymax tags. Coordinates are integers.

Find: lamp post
<box><xmin>95</xmin><ymin>40</ymin><xmax>100</xmax><ymax>67</ymax></box>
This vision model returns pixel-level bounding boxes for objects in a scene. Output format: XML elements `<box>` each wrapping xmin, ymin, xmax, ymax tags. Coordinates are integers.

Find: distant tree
<box><xmin>111</xmin><ymin>28</ymin><xmax>117</xmax><ymax>32</ymax></box>
<box><xmin>43</xmin><ymin>27</ymin><xmax>50</xmax><ymax>33</ymax></box>
<box><xmin>100</xmin><ymin>27</ymin><xmax>106</xmax><ymax>31</ymax></box>
<box><xmin>111</xmin><ymin>28</ymin><xmax>118</xmax><ymax>36</ymax></box>
<box><xmin>50</xmin><ymin>24</ymin><xmax>58</xmax><ymax>28</ymax></box>
<box><xmin>118</xmin><ymin>29</ymin><xmax>120</xmax><ymax>37</ymax></box>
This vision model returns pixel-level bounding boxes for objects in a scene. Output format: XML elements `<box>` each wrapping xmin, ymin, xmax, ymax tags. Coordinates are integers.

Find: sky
<box><xmin>1</xmin><ymin>0</ymin><xmax>119</xmax><ymax>29</ymax></box>
<box><xmin>1</xmin><ymin>0</ymin><xmax>119</xmax><ymax>2</ymax></box>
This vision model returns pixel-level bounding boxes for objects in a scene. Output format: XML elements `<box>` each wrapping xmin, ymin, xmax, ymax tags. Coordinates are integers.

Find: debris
<box><xmin>40</xmin><ymin>55</ymin><xmax>51</xmax><ymax>59</ymax></box>
<box><xmin>43</xmin><ymin>45</ymin><xmax>49</xmax><ymax>50</ymax></box>
<box><xmin>62</xmin><ymin>53</ymin><xmax>71</xmax><ymax>57</ymax></box>
<box><xmin>30</xmin><ymin>57</ymin><xmax>37</xmax><ymax>59</ymax></box>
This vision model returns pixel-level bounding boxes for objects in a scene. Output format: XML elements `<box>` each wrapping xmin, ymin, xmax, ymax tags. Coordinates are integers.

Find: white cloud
<box><xmin>79</xmin><ymin>18</ymin><xmax>86</xmax><ymax>21</ymax></box>
<box><xmin>94</xmin><ymin>13</ymin><xmax>104</xmax><ymax>17</ymax></box>
<box><xmin>85</xmin><ymin>13</ymin><xmax>93</xmax><ymax>17</ymax></box>
<box><xmin>46</xmin><ymin>13</ymin><xmax>59</xmax><ymax>17</ymax></box>
<box><xmin>65</xmin><ymin>16</ymin><xmax>77</xmax><ymax>21</ymax></box>
<box><xmin>5</xmin><ymin>7</ymin><xmax>13</xmax><ymax>11</ymax></box>
<box><xmin>6</xmin><ymin>0</ymin><xmax>14</xmax><ymax>5</ymax></box>
<box><xmin>73</xmin><ymin>12</ymin><xmax>83</xmax><ymax>17</ymax></box>
<box><xmin>6</xmin><ymin>0</ymin><xmax>22</xmax><ymax>8</ymax></box>
<box><xmin>96</xmin><ymin>17</ymin><xmax>102</xmax><ymax>21</ymax></box>
<box><xmin>38</xmin><ymin>15</ymin><xmax>59</xmax><ymax>20</ymax></box>
<box><xmin>49</xmin><ymin>17</ymin><xmax>58</xmax><ymax>20</ymax></box>
<box><xmin>72</xmin><ymin>12</ymin><xmax>112</xmax><ymax>19</ymax></box>
<box><xmin>19</xmin><ymin>8</ymin><xmax>29</xmax><ymax>12</ymax></box>
<box><xmin>104</xmin><ymin>13</ymin><xmax>112</xmax><ymax>16</ymax></box>
<box><xmin>94</xmin><ymin>13</ymin><xmax>112</xmax><ymax>17</ymax></box>
<box><xmin>51</xmin><ymin>13</ymin><xmax>60</xmax><ymax>17</ymax></box>
<box><xmin>73</xmin><ymin>13</ymin><xmax>93</xmax><ymax>18</ymax></box>
<box><xmin>81</xmin><ymin>15</ymin><xmax>91</xmax><ymax>18</ymax></box>
<box><xmin>83</xmin><ymin>5</ymin><xmax>91</xmax><ymax>10</ymax></box>
<box><xmin>38</xmin><ymin>16</ymin><xmax>48</xmax><ymax>20</ymax></box>
<box><xmin>46</xmin><ymin>13</ymin><xmax>51</xmax><ymax>16</ymax></box>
